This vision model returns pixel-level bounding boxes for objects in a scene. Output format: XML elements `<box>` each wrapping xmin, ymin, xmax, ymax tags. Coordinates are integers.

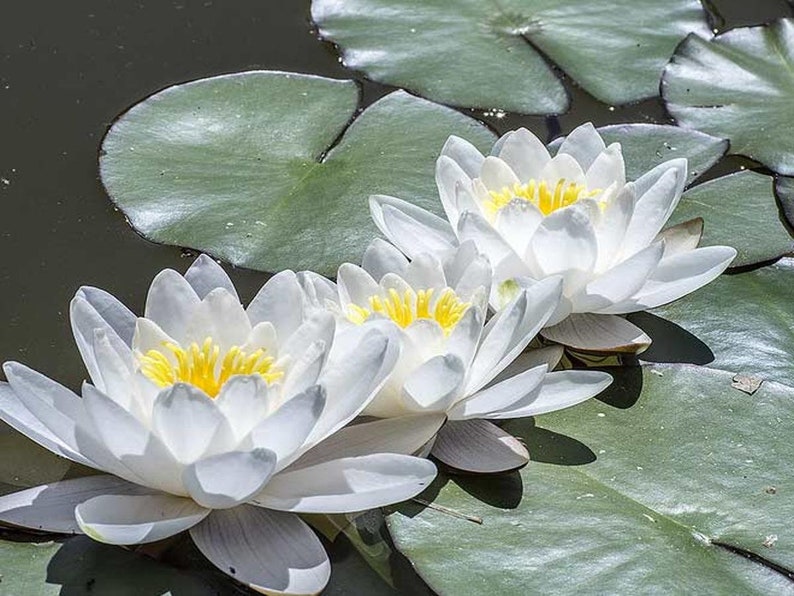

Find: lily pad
<box><xmin>663</xmin><ymin>18</ymin><xmax>794</xmax><ymax>175</ymax></box>
<box><xmin>388</xmin><ymin>364</ymin><xmax>794</xmax><ymax>594</ymax></box>
<box><xmin>100</xmin><ymin>71</ymin><xmax>495</xmax><ymax>275</ymax></box>
<box><xmin>671</xmin><ymin>170</ymin><xmax>793</xmax><ymax>268</ymax></box>
<box><xmin>776</xmin><ymin>176</ymin><xmax>794</xmax><ymax>230</ymax></box>
<box><xmin>550</xmin><ymin>123</ymin><xmax>727</xmax><ymax>183</ymax></box>
<box><xmin>650</xmin><ymin>258</ymin><xmax>794</xmax><ymax>384</ymax></box>
<box><xmin>311</xmin><ymin>0</ymin><xmax>709</xmax><ymax>114</ymax></box>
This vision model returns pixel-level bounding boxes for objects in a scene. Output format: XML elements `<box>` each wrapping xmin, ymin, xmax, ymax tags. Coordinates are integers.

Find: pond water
<box><xmin>0</xmin><ymin>0</ymin><xmax>792</xmax><ymax>593</ymax></box>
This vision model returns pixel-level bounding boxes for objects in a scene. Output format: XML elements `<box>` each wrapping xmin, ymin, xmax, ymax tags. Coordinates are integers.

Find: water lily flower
<box><xmin>299</xmin><ymin>240</ymin><xmax>612</xmax><ymax>474</ymax></box>
<box><xmin>369</xmin><ymin>123</ymin><xmax>737</xmax><ymax>353</ymax></box>
<box><xmin>0</xmin><ymin>255</ymin><xmax>439</xmax><ymax>595</ymax></box>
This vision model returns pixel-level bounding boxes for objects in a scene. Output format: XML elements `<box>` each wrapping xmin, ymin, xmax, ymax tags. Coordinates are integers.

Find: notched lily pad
<box><xmin>100</xmin><ymin>70</ymin><xmax>495</xmax><ymax>275</ymax></box>
<box><xmin>312</xmin><ymin>0</ymin><xmax>709</xmax><ymax>114</ymax></box>
<box><xmin>663</xmin><ymin>18</ymin><xmax>794</xmax><ymax>175</ymax></box>
<box><xmin>388</xmin><ymin>365</ymin><xmax>794</xmax><ymax>594</ymax></box>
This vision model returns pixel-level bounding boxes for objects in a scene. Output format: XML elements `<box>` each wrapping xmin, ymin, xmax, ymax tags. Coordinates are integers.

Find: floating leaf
<box><xmin>100</xmin><ymin>71</ymin><xmax>495</xmax><ymax>275</ymax></box>
<box><xmin>663</xmin><ymin>19</ymin><xmax>794</xmax><ymax>175</ymax></box>
<box><xmin>312</xmin><ymin>0</ymin><xmax>709</xmax><ymax>114</ymax></box>
<box><xmin>388</xmin><ymin>365</ymin><xmax>794</xmax><ymax>594</ymax></box>
<box><xmin>776</xmin><ymin>176</ymin><xmax>794</xmax><ymax>230</ymax></box>
<box><xmin>671</xmin><ymin>170</ymin><xmax>793</xmax><ymax>268</ymax></box>
<box><xmin>650</xmin><ymin>258</ymin><xmax>794</xmax><ymax>384</ymax></box>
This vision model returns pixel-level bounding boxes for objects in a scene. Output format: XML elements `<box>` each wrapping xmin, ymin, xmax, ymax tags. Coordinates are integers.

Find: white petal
<box><xmin>402</xmin><ymin>253</ymin><xmax>447</xmax><ymax>290</ymax></box>
<box><xmin>83</xmin><ymin>384</ymin><xmax>185</xmax><ymax>494</ymax></box>
<box><xmin>479</xmin><ymin>156</ymin><xmax>520</xmax><ymax>191</ymax></box>
<box><xmin>541</xmin><ymin>313</ymin><xmax>652</xmax><ymax>353</ymax></box>
<box><xmin>215</xmin><ymin>375</ymin><xmax>271</xmax><ymax>442</ymax></box>
<box><xmin>0</xmin><ymin>475</ymin><xmax>150</xmax><ymax>533</ymax></box>
<box><xmin>290</xmin><ymin>414</ymin><xmax>446</xmax><ymax>470</ymax></box>
<box><xmin>604</xmin><ymin>246</ymin><xmax>737</xmax><ymax>313</ymax></box>
<box><xmin>448</xmin><ymin>364</ymin><xmax>548</xmax><ymax>420</ymax></box>
<box><xmin>575</xmin><ymin>242</ymin><xmax>665</xmax><ymax>312</ymax></box>
<box><xmin>132</xmin><ymin>317</ymin><xmax>176</xmax><ymax>353</ymax></box>
<box><xmin>253</xmin><ymin>454</ymin><xmax>436</xmax><ymax>513</ymax></box>
<box><xmin>185</xmin><ymin>288</ymin><xmax>251</xmax><ymax>350</ymax></box>
<box><xmin>495</xmin><ymin>127</ymin><xmax>551</xmax><ymax>183</ymax></box>
<box><xmin>370</xmin><ymin>196</ymin><xmax>458</xmax><ymax>259</ymax></box>
<box><xmin>73</xmin><ymin>286</ymin><xmax>136</xmax><ymax>346</ymax></box>
<box><xmin>361</xmin><ymin>239</ymin><xmax>409</xmax><ymax>281</ymax></box>
<box><xmin>190</xmin><ymin>506</ymin><xmax>330</xmax><ymax>596</ymax></box>
<box><xmin>530</xmin><ymin>206</ymin><xmax>598</xmax><ymax>277</ymax></box>
<box><xmin>491</xmin><ymin>370</ymin><xmax>612</xmax><ymax>419</ymax></box>
<box><xmin>430</xmin><ymin>419</ymin><xmax>528</xmax><ymax>474</ymax></box>
<box><xmin>440</xmin><ymin>135</ymin><xmax>485</xmax><ymax>178</ymax></box>
<box><xmin>280</xmin><ymin>311</ymin><xmax>335</xmax><ymax>362</ymax></box>
<box><xmin>92</xmin><ymin>329</ymin><xmax>134</xmax><ymax>409</ymax></box>
<box><xmin>538</xmin><ymin>153</ymin><xmax>586</xmax><ymax>186</ymax></box>
<box><xmin>184</xmin><ymin>254</ymin><xmax>239</xmax><ymax>300</ymax></box>
<box><xmin>594</xmin><ymin>185</ymin><xmax>636</xmax><ymax>271</ymax></box>
<box><xmin>467</xmin><ymin>277</ymin><xmax>563</xmax><ymax>393</ymax></box>
<box><xmin>402</xmin><ymin>354</ymin><xmax>466</xmax><ymax>414</ymax></box>
<box><xmin>436</xmin><ymin>155</ymin><xmax>473</xmax><ymax>228</ymax></box>
<box><xmin>337</xmin><ymin>263</ymin><xmax>380</xmax><ymax>307</ymax></box>
<box><xmin>445</xmin><ymin>307</ymin><xmax>484</xmax><ymax>370</ymax></box>
<box><xmin>655</xmin><ymin>218</ymin><xmax>704</xmax><ymax>258</ymax></box>
<box><xmin>494</xmin><ymin>198</ymin><xmax>544</xmax><ymax>258</ymax></box>
<box><xmin>241</xmin><ymin>321</ymin><xmax>279</xmax><ymax>355</ymax></box>
<box><xmin>282</xmin><ymin>340</ymin><xmax>328</xmax><ymax>398</ymax></box>
<box><xmin>144</xmin><ymin>269</ymin><xmax>200</xmax><ymax>341</ymax></box>
<box><xmin>308</xmin><ymin>328</ymin><xmax>397</xmax><ymax>446</ymax></box>
<box><xmin>246</xmin><ymin>385</ymin><xmax>326</xmax><ymax>469</ymax></box>
<box><xmin>152</xmin><ymin>383</ymin><xmax>226</xmax><ymax>464</ymax></box>
<box><xmin>182</xmin><ymin>448</ymin><xmax>277</xmax><ymax>509</ymax></box>
<box><xmin>457</xmin><ymin>211</ymin><xmax>531</xmax><ymax>279</ymax></box>
<box><xmin>556</xmin><ymin>123</ymin><xmax>607</xmax><ymax>170</ymax></box>
<box><xmin>296</xmin><ymin>271</ymin><xmax>339</xmax><ymax>310</ymax></box>
<box><xmin>488</xmin><ymin>346</ymin><xmax>565</xmax><ymax>386</ymax></box>
<box><xmin>622</xmin><ymin>160</ymin><xmax>687</xmax><ymax>257</ymax></box>
<box><xmin>247</xmin><ymin>271</ymin><xmax>305</xmax><ymax>339</ymax></box>
<box><xmin>76</xmin><ymin>493</ymin><xmax>209</xmax><ymax>545</ymax></box>
<box><xmin>585</xmin><ymin>143</ymin><xmax>626</xmax><ymax>190</ymax></box>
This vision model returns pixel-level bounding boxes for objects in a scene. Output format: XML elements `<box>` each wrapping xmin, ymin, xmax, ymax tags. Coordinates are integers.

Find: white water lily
<box><xmin>370</xmin><ymin>123</ymin><xmax>737</xmax><ymax>353</ymax></box>
<box><xmin>0</xmin><ymin>255</ymin><xmax>440</xmax><ymax>595</ymax></box>
<box><xmin>299</xmin><ymin>240</ymin><xmax>612</xmax><ymax>474</ymax></box>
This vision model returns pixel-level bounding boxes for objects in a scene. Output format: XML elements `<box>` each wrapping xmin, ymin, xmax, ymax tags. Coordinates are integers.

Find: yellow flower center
<box><xmin>485</xmin><ymin>179</ymin><xmax>601</xmax><ymax>216</ymax></box>
<box><xmin>347</xmin><ymin>288</ymin><xmax>470</xmax><ymax>336</ymax></box>
<box><xmin>139</xmin><ymin>337</ymin><xmax>283</xmax><ymax>398</ymax></box>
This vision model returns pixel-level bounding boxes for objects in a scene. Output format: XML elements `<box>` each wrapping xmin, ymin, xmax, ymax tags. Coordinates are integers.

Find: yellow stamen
<box><xmin>347</xmin><ymin>288</ymin><xmax>470</xmax><ymax>336</ymax></box>
<box><xmin>139</xmin><ymin>337</ymin><xmax>283</xmax><ymax>398</ymax></box>
<box><xmin>485</xmin><ymin>178</ymin><xmax>602</xmax><ymax>217</ymax></box>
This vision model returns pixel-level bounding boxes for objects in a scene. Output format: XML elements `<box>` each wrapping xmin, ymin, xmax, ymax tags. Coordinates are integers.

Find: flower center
<box><xmin>347</xmin><ymin>288</ymin><xmax>470</xmax><ymax>336</ymax></box>
<box><xmin>485</xmin><ymin>179</ymin><xmax>601</xmax><ymax>216</ymax></box>
<box><xmin>139</xmin><ymin>337</ymin><xmax>283</xmax><ymax>398</ymax></box>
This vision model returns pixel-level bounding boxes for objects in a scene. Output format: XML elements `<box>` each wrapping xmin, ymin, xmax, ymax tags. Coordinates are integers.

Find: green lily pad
<box><xmin>100</xmin><ymin>71</ymin><xmax>495</xmax><ymax>275</ymax></box>
<box><xmin>311</xmin><ymin>0</ymin><xmax>709</xmax><ymax>114</ymax></box>
<box><xmin>671</xmin><ymin>170</ymin><xmax>793</xmax><ymax>268</ymax></box>
<box><xmin>663</xmin><ymin>18</ymin><xmax>794</xmax><ymax>175</ymax></box>
<box><xmin>650</xmin><ymin>258</ymin><xmax>794</xmax><ymax>384</ymax></box>
<box><xmin>776</xmin><ymin>176</ymin><xmax>794</xmax><ymax>230</ymax></box>
<box><xmin>388</xmin><ymin>364</ymin><xmax>794</xmax><ymax>594</ymax></box>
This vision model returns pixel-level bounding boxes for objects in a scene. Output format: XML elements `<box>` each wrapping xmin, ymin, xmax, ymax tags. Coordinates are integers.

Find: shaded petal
<box><xmin>594</xmin><ymin>185</ymin><xmax>635</xmax><ymax>271</ymax></box>
<box><xmin>190</xmin><ymin>506</ymin><xmax>330</xmax><ymax>596</ymax></box>
<box><xmin>76</xmin><ymin>493</ymin><xmax>209</xmax><ymax>545</ymax></box>
<box><xmin>73</xmin><ymin>286</ymin><xmax>136</xmax><ymax>347</ymax></box>
<box><xmin>530</xmin><ymin>206</ymin><xmax>598</xmax><ymax>277</ymax></box>
<box><xmin>184</xmin><ymin>254</ymin><xmax>239</xmax><ymax>300</ymax></box>
<box><xmin>290</xmin><ymin>414</ymin><xmax>446</xmax><ymax>470</ymax></box>
<box><xmin>541</xmin><ymin>313</ymin><xmax>652</xmax><ymax>353</ymax></box>
<box><xmin>370</xmin><ymin>195</ymin><xmax>457</xmax><ymax>259</ymax></box>
<box><xmin>490</xmin><ymin>370</ymin><xmax>612</xmax><ymax>419</ymax></box>
<box><xmin>538</xmin><ymin>153</ymin><xmax>586</xmax><ymax>186</ymax></box>
<box><xmin>247</xmin><ymin>271</ymin><xmax>304</xmax><ymax>339</ymax></box>
<box><xmin>280</xmin><ymin>311</ymin><xmax>335</xmax><ymax>361</ymax></box>
<box><xmin>253</xmin><ymin>454</ymin><xmax>436</xmax><ymax>513</ymax></box>
<box><xmin>182</xmin><ymin>448</ymin><xmax>277</xmax><ymax>509</ymax></box>
<box><xmin>0</xmin><ymin>475</ymin><xmax>151</xmax><ymax>534</ymax></box>
<box><xmin>184</xmin><ymin>288</ymin><xmax>251</xmax><ymax>351</ymax></box>
<box><xmin>282</xmin><ymin>340</ymin><xmax>328</xmax><ymax>398</ymax></box>
<box><xmin>92</xmin><ymin>329</ymin><xmax>134</xmax><ymax>409</ymax></box>
<box><xmin>144</xmin><ymin>269</ymin><xmax>200</xmax><ymax>341</ymax></box>
<box><xmin>361</xmin><ymin>238</ymin><xmax>409</xmax><ymax>281</ymax></box>
<box><xmin>401</xmin><ymin>354</ymin><xmax>466</xmax><ymax>414</ymax></box>
<box><xmin>337</xmin><ymin>263</ymin><xmax>379</xmax><ymax>308</ymax></box>
<box><xmin>495</xmin><ymin>127</ymin><xmax>550</xmax><ymax>182</ymax></box>
<box><xmin>494</xmin><ymin>199</ymin><xmax>544</xmax><ymax>258</ymax></box>
<box><xmin>152</xmin><ymin>383</ymin><xmax>226</xmax><ymax>464</ymax></box>
<box><xmin>215</xmin><ymin>375</ymin><xmax>271</xmax><ymax>442</ymax></box>
<box><xmin>402</xmin><ymin>253</ymin><xmax>447</xmax><ymax>290</ymax></box>
<box><xmin>436</xmin><ymin>155</ymin><xmax>473</xmax><ymax>228</ymax></box>
<box><xmin>296</xmin><ymin>271</ymin><xmax>339</xmax><ymax>311</ymax></box>
<box><xmin>431</xmin><ymin>419</ymin><xmax>528</xmax><ymax>474</ymax></box>
<box><xmin>556</xmin><ymin>123</ymin><xmax>607</xmax><ymax>170</ymax></box>
<box><xmin>586</xmin><ymin>143</ymin><xmax>626</xmax><ymax>190</ymax></box>
<box><xmin>445</xmin><ymin>308</ymin><xmax>484</xmax><ymax>370</ymax></box>
<box><xmin>440</xmin><ymin>135</ymin><xmax>485</xmax><ymax>178</ymax></box>
<box><xmin>457</xmin><ymin>211</ymin><xmax>530</xmax><ymax>279</ymax></box>
<box><xmin>448</xmin><ymin>364</ymin><xmax>548</xmax><ymax>420</ymax></box>
<box><xmin>479</xmin><ymin>156</ymin><xmax>520</xmax><ymax>190</ymax></box>
<box><xmin>655</xmin><ymin>217</ymin><xmax>704</xmax><ymax>258</ymax></box>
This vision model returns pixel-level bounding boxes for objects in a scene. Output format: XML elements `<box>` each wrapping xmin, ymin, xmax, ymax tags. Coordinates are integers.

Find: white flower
<box><xmin>299</xmin><ymin>240</ymin><xmax>612</xmax><ymax>474</ymax></box>
<box><xmin>0</xmin><ymin>255</ymin><xmax>439</xmax><ymax>595</ymax></box>
<box><xmin>369</xmin><ymin>123</ymin><xmax>737</xmax><ymax>353</ymax></box>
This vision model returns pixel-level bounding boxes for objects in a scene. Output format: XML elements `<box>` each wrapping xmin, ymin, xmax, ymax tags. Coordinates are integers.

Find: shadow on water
<box><xmin>595</xmin><ymin>364</ymin><xmax>644</xmax><ymax>410</ymax></box>
<box><xmin>628</xmin><ymin>312</ymin><xmax>714</xmax><ymax>366</ymax></box>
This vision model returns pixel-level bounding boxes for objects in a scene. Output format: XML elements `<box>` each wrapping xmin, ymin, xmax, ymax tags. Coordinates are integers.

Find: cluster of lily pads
<box><xmin>2</xmin><ymin>2</ymin><xmax>794</xmax><ymax>594</ymax></box>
